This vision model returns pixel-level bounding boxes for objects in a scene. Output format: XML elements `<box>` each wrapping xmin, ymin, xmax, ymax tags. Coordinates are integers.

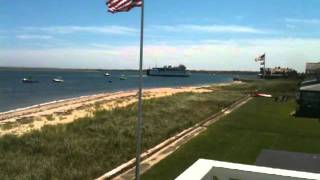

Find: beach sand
<box><xmin>0</xmin><ymin>83</ymin><xmax>236</xmax><ymax>136</ymax></box>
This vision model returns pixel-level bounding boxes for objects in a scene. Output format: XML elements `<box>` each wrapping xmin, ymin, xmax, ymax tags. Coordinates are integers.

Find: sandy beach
<box><xmin>0</xmin><ymin>83</ymin><xmax>236</xmax><ymax>136</ymax></box>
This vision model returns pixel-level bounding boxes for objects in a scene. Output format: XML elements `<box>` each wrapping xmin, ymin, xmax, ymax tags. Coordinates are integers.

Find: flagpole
<box><xmin>264</xmin><ymin>53</ymin><xmax>266</xmax><ymax>79</ymax></box>
<box><xmin>135</xmin><ymin>0</ymin><xmax>144</xmax><ymax>179</ymax></box>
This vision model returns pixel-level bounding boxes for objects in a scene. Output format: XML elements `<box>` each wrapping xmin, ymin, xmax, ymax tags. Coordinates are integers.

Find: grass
<box><xmin>0</xmin><ymin>84</ymin><xmax>245</xmax><ymax>179</ymax></box>
<box><xmin>94</xmin><ymin>101</ymin><xmax>103</xmax><ymax>111</ymax></box>
<box><xmin>0</xmin><ymin>122</ymin><xmax>18</xmax><ymax>130</ymax></box>
<box><xmin>45</xmin><ymin>115</ymin><xmax>54</xmax><ymax>121</ymax></box>
<box><xmin>218</xmin><ymin>79</ymin><xmax>299</xmax><ymax>96</ymax></box>
<box><xmin>16</xmin><ymin>117</ymin><xmax>35</xmax><ymax>125</ymax></box>
<box><xmin>0</xmin><ymin>117</ymin><xmax>35</xmax><ymax>130</ymax></box>
<box><xmin>142</xmin><ymin>80</ymin><xmax>320</xmax><ymax>180</ymax></box>
<box><xmin>59</xmin><ymin>116</ymin><xmax>66</xmax><ymax>121</ymax></box>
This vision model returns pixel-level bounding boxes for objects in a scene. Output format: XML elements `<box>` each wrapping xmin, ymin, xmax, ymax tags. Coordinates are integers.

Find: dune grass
<box><xmin>0</xmin><ymin>85</ymin><xmax>245</xmax><ymax>179</ymax></box>
<box><xmin>141</xmin><ymin>80</ymin><xmax>320</xmax><ymax>180</ymax></box>
<box><xmin>0</xmin><ymin>117</ymin><xmax>35</xmax><ymax>130</ymax></box>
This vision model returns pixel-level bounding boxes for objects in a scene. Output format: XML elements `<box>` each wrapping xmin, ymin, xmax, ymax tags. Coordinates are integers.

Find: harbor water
<box><xmin>0</xmin><ymin>69</ymin><xmax>243</xmax><ymax>112</ymax></box>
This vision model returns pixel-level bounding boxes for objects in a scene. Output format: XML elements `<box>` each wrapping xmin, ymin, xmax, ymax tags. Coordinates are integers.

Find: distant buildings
<box><xmin>259</xmin><ymin>67</ymin><xmax>297</xmax><ymax>79</ymax></box>
<box><xmin>306</xmin><ymin>62</ymin><xmax>320</xmax><ymax>77</ymax></box>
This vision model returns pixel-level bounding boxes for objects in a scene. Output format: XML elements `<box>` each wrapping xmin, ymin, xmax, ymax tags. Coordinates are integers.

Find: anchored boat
<box><xmin>52</xmin><ymin>77</ymin><xmax>64</xmax><ymax>83</ymax></box>
<box><xmin>120</xmin><ymin>75</ymin><xmax>127</xmax><ymax>80</ymax></box>
<box><xmin>22</xmin><ymin>77</ymin><xmax>38</xmax><ymax>83</ymax></box>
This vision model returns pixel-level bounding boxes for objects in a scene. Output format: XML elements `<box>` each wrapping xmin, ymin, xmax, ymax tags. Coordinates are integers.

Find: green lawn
<box><xmin>142</xmin><ymin>87</ymin><xmax>320</xmax><ymax>180</ymax></box>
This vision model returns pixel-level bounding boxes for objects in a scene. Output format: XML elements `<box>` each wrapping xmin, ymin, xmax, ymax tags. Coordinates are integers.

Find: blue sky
<box><xmin>1</xmin><ymin>0</ymin><xmax>320</xmax><ymax>71</ymax></box>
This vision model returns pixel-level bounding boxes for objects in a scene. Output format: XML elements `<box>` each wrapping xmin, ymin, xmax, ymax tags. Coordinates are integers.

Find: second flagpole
<box><xmin>135</xmin><ymin>0</ymin><xmax>144</xmax><ymax>179</ymax></box>
<box><xmin>263</xmin><ymin>53</ymin><xmax>266</xmax><ymax>79</ymax></box>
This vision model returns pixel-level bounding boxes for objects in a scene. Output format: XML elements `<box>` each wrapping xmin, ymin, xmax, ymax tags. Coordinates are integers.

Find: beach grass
<box><xmin>0</xmin><ymin>84</ymin><xmax>246</xmax><ymax>179</ymax></box>
<box><xmin>141</xmin><ymin>80</ymin><xmax>320</xmax><ymax>180</ymax></box>
<box><xmin>44</xmin><ymin>115</ymin><xmax>54</xmax><ymax>121</ymax></box>
<box><xmin>0</xmin><ymin>117</ymin><xmax>36</xmax><ymax>131</ymax></box>
<box><xmin>0</xmin><ymin>122</ymin><xmax>18</xmax><ymax>131</ymax></box>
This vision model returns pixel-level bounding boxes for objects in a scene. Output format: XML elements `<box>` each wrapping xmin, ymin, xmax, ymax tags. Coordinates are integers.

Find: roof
<box><xmin>300</xmin><ymin>83</ymin><xmax>320</xmax><ymax>92</ymax></box>
<box><xmin>176</xmin><ymin>159</ymin><xmax>320</xmax><ymax>180</ymax></box>
<box><xmin>255</xmin><ymin>150</ymin><xmax>320</xmax><ymax>173</ymax></box>
<box><xmin>301</xmin><ymin>79</ymin><xmax>320</xmax><ymax>86</ymax></box>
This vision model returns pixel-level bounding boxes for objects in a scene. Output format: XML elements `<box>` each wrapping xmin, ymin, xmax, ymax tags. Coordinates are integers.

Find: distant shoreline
<box><xmin>0</xmin><ymin>66</ymin><xmax>258</xmax><ymax>74</ymax></box>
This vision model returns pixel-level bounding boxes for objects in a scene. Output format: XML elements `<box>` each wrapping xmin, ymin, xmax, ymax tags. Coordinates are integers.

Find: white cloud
<box><xmin>20</xmin><ymin>24</ymin><xmax>264</xmax><ymax>35</ymax></box>
<box><xmin>285</xmin><ymin>18</ymin><xmax>320</xmax><ymax>24</ymax></box>
<box><xmin>16</xmin><ymin>35</ymin><xmax>53</xmax><ymax>40</ymax></box>
<box><xmin>23</xmin><ymin>25</ymin><xmax>138</xmax><ymax>35</ymax></box>
<box><xmin>1</xmin><ymin>38</ymin><xmax>319</xmax><ymax>72</ymax></box>
<box><xmin>151</xmin><ymin>24</ymin><xmax>266</xmax><ymax>34</ymax></box>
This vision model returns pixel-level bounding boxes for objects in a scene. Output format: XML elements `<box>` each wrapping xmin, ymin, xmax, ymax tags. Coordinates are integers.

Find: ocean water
<box><xmin>0</xmin><ymin>69</ymin><xmax>238</xmax><ymax>112</ymax></box>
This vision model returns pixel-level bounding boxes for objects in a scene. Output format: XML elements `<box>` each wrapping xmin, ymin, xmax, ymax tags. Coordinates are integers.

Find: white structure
<box><xmin>175</xmin><ymin>159</ymin><xmax>320</xmax><ymax>180</ymax></box>
<box><xmin>306</xmin><ymin>62</ymin><xmax>320</xmax><ymax>75</ymax></box>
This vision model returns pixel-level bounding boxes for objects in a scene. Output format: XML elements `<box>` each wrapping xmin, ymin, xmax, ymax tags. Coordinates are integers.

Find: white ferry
<box><xmin>146</xmin><ymin>64</ymin><xmax>191</xmax><ymax>77</ymax></box>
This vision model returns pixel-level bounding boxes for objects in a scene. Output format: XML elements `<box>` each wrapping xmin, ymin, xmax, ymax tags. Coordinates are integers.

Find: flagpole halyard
<box><xmin>135</xmin><ymin>0</ymin><xmax>144</xmax><ymax>179</ymax></box>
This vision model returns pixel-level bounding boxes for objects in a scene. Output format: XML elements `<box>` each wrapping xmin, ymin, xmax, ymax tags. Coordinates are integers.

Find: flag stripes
<box><xmin>107</xmin><ymin>0</ymin><xmax>142</xmax><ymax>13</ymax></box>
<box><xmin>255</xmin><ymin>53</ymin><xmax>265</xmax><ymax>62</ymax></box>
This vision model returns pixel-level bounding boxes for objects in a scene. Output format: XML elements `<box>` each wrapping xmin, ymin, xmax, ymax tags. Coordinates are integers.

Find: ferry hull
<box><xmin>146</xmin><ymin>70</ymin><xmax>190</xmax><ymax>77</ymax></box>
<box><xmin>146</xmin><ymin>73</ymin><xmax>190</xmax><ymax>77</ymax></box>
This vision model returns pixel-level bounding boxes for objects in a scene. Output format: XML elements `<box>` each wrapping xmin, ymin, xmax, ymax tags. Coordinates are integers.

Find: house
<box><xmin>297</xmin><ymin>83</ymin><xmax>320</xmax><ymax>115</ymax></box>
<box><xmin>306</xmin><ymin>62</ymin><xmax>320</xmax><ymax>77</ymax></box>
<box><xmin>258</xmin><ymin>67</ymin><xmax>297</xmax><ymax>79</ymax></box>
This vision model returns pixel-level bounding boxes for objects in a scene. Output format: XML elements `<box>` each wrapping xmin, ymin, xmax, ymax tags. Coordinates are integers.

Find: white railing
<box><xmin>175</xmin><ymin>159</ymin><xmax>320</xmax><ymax>180</ymax></box>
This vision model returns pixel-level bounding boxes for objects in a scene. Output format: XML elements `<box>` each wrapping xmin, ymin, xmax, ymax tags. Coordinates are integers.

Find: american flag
<box><xmin>107</xmin><ymin>0</ymin><xmax>142</xmax><ymax>13</ymax></box>
<box><xmin>255</xmin><ymin>53</ymin><xmax>265</xmax><ymax>62</ymax></box>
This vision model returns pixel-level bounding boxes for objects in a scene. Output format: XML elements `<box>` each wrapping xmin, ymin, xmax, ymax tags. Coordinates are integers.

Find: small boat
<box><xmin>104</xmin><ymin>73</ymin><xmax>111</xmax><ymax>77</ymax></box>
<box><xmin>52</xmin><ymin>77</ymin><xmax>64</xmax><ymax>83</ymax></box>
<box><xmin>22</xmin><ymin>77</ymin><xmax>38</xmax><ymax>83</ymax></box>
<box><xmin>120</xmin><ymin>75</ymin><xmax>127</xmax><ymax>80</ymax></box>
<box><xmin>108</xmin><ymin>80</ymin><xmax>113</xmax><ymax>83</ymax></box>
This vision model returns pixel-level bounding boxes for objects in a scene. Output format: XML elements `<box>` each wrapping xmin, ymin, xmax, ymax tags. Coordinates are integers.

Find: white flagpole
<box><xmin>263</xmin><ymin>53</ymin><xmax>266</xmax><ymax>79</ymax></box>
<box><xmin>135</xmin><ymin>0</ymin><xmax>144</xmax><ymax>179</ymax></box>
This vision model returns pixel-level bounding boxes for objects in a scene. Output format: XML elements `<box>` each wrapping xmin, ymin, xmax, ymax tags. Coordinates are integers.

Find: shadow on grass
<box><xmin>294</xmin><ymin>110</ymin><xmax>320</xmax><ymax>120</ymax></box>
